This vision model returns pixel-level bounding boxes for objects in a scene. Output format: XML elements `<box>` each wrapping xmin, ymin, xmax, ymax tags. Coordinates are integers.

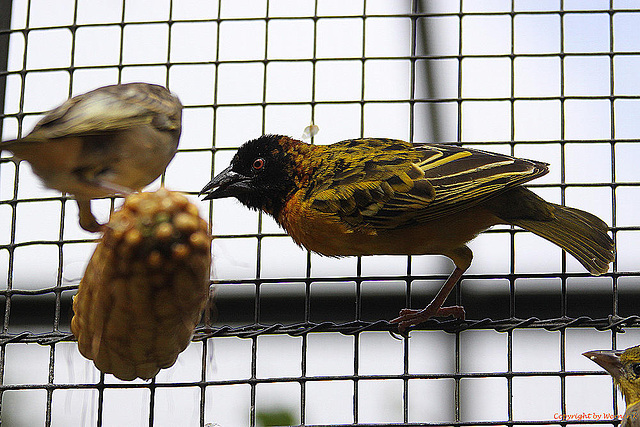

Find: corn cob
<box><xmin>71</xmin><ymin>188</ymin><xmax>212</xmax><ymax>380</ymax></box>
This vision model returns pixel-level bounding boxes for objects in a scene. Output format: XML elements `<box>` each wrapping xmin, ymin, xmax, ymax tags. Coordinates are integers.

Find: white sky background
<box><xmin>0</xmin><ymin>0</ymin><xmax>639</xmax><ymax>426</ymax></box>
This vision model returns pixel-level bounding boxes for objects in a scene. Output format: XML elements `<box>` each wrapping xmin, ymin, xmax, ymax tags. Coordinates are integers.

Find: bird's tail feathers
<box><xmin>510</xmin><ymin>204</ymin><xmax>614</xmax><ymax>275</ymax></box>
<box><xmin>0</xmin><ymin>137</ymin><xmax>48</xmax><ymax>158</ymax></box>
<box><xmin>0</xmin><ymin>137</ymin><xmax>34</xmax><ymax>151</ymax></box>
<box><xmin>0</xmin><ymin>138</ymin><xmax>19</xmax><ymax>148</ymax></box>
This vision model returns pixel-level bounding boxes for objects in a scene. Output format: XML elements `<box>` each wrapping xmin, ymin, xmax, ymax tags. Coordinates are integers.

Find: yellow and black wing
<box><xmin>308</xmin><ymin>138</ymin><xmax>548</xmax><ymax>230</ymax></box>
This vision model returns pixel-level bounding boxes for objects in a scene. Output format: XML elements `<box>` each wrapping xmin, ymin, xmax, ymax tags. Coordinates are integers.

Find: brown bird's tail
<box><xmin>0</xmin><ymin>139</ymin><xmax>20</xmax><ymax>150</ymax></box>
<box><xmin>489</xmin><ymin>187</ymin><xmax>614</xmax><ymax>275</ymax></box>
<box><xmin>0</xmin><ymin>138</ymin><xmax>38</xmax><ymax>155</ymax></box>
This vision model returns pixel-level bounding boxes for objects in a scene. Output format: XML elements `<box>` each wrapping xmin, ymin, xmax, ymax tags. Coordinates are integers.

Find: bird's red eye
<box><xmin>252</xmin><ymin>158</ymin><xmax>265</xmax><ymax>170</ymax></box>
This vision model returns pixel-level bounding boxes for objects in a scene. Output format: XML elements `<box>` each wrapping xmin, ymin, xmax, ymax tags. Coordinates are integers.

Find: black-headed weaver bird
<box><xmin>1</xmin><ymin>83</ymin><xmax>182</xmax><ymax>232</ymax></box>
<box><xmin>584</xmin><ymin>346</ymin><xmax>640</xmax><ymax>427</ymax></box>
<box><xmin>200</xmin><ymin>135</ymin><xmax>614</xmax><ymax>331</ymax></box>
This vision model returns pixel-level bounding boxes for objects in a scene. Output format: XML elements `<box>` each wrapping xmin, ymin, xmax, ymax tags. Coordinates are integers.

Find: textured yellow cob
<box><xmin>71</xmin><ymin>188</ymin><xmax>212</xmax><ymax>381</ymax></box>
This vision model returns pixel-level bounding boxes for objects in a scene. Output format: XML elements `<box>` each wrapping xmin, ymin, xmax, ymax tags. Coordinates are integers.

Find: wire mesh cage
<box><xmin>0</xmin><ymin>0</ymin><xmax>639</xmax><ymax>426</ymax></box>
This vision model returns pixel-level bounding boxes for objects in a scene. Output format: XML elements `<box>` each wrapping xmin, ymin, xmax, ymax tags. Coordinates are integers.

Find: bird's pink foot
<box><xmin>390</xmin><ymin>305</ymin><xmax>465</xmax><ymax>333</ymax></box>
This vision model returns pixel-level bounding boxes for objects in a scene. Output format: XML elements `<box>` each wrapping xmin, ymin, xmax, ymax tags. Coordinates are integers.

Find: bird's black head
<box><xmin>200</xmin><ymin>134</ymin><xmax>297</xmax><ymax>217</ymax></box>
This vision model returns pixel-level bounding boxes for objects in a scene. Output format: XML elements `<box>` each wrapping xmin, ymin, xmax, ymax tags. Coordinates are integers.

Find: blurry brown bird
<box><xmin>584</xmin><ymin>345</ymin><xmax>640</xmax><ymax>427</ymax></box>
<box><xmin>200</xmin><ymin>135</ymin><xmax>614</xmax><ymax>331</ymax></box>
<box><xmin>1</xmin><ymin>82</ymin><xmax>182</xmax><ymax>232</ymax></box>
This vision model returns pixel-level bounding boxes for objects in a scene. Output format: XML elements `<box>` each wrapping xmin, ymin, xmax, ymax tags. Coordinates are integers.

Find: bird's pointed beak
<box><xmin>583</xmin><ymin>349</ymin><xmax>624</xmax><ymax>378</ymax></box>
<box><xmin>200</xmin><ymin>165</ymin><xmax>251</xmax><ymax>200</ymax></box>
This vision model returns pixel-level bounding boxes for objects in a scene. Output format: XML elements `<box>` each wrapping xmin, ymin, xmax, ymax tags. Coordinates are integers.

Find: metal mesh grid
<box><xmin>0</xmin><ymin>0</ymin><xmax>639</xmax><ymax>425</ymax></box>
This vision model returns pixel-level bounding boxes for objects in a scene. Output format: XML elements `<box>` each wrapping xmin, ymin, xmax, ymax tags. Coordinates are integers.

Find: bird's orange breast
<box><xmin>278</xmin><ymin>189</ymin><xmax>502</xmax><ymax>258</ymax></box>
<box><xmin>278</xmin><ymin>190</ymin><xmax>357</xmax><ymax>256</ymax></box>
